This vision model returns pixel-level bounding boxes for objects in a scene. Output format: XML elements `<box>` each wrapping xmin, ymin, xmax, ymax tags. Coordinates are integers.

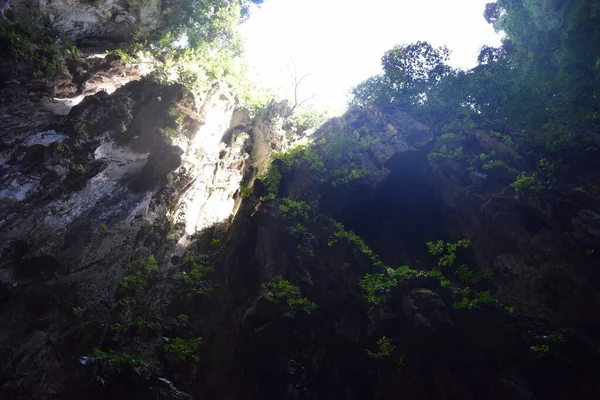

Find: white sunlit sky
<box><xmin>240</xmin><ymin>0</ymin><xmax>503</xmax><ymax>114</ymax></box>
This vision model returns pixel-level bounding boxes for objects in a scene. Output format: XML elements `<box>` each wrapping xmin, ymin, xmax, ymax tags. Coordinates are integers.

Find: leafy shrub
<box><xmin>240</xmin><ymin>186</ymin><xmax>255</xmax><ymax>198</ymax></box>
<box><xmin>132</xmin><ymin>318</ymin><xmax>161</xmax><ymax>332</ymax></box>
<box><xmin>72</xmin><ymin>307</ymin><xmax>85</xmax><ymax>319</ymax></box>
<box><xmin>428</xmin><ymin>133</ymin><xmax>466</xmax><ymax>162</ymax></box>
<box><xmin>261</xmin><ymin>276</ymin><xmax>317</xmax><ymax>313</ymax></box>
<box><xmin>181</xmin><ymin>255</ymin><xmax>214</xmax><ymax>295</ymax></box>
<box><xmin>329</xmin><ymin>164</ymin><xmax>370</xmax><ymax>187</ymax></box>
<box><xmin>510</xmin><ymin>172</ymin><xmax>543</xmax><ymax>195</ymax></box>
<box><xmin>455</xmin><ymin>264</ymin><xmax>492</xmax><ymax>284</ymax></box>
<box><xmin>360</xmin><ymin>265</ymin><xmax>417</xmax><ymax>306</ymax></box>
<box><xmin>426</xmin><ymin>239</ymin><xmax>471</xmax><ymax>268</ymax></box>
<box><xmin>259</xmin><ymin>163</ymin><xmax>283</xmax><ymax>201</ymax></box>
<box><xmin>329</xmin><ymin>222</ymin><xmax>385</xmax><ymax>268</ymax></box>
<box><xmin>279</xmin><ymin>198</ymin><xmax>311</xmax><ymax>222</ymax></box>
<box><xmin>369</xmin><ymin>336</ymin><xmax>394</xmax><ymax>359</ymax></box>
<box><xmin>530</xmin><ymin>332</ymin><xmax>563</xmax><ymax>355</ymax></box>
<box><xmin>169</xmin><ymin>314</ymin><xmax>190</xmax><ymax>327</ymax></box>
<box><xmin>163</xmin><ymin>337</ymin><xmax>202</xmax><ymax>362</ymax></box>
<box><xmin>84</xmin><ymin>349</ymin><xmax>153</xmax><ymax>375</ymax></box>
<box><xmin>120</xmin><ymin>256</ymin><xmax>159</xmax><ymax>294</ymax></box>
<box><xmin>321</xmin><ymin>131</ymin><xmax>371</xmax><ymax>186</ymax></box>
<box><xmin>452</xmin><ymin>288</ymin><xmax>495</xmax><ymax>309</ymax></box>
<box><xmin>0</xmin><ymin>23</ymin><xmax>62</xmax><ymax>76</ymax></box>
<box><xmin>273</xmin><ymin>144</ymin><xmax>327</xmax><ymax>175</ymax></box>
<box><xmin>109</xmin><ymin>323</ymin><xmax>124</xmax><ymax>333</ymax></box>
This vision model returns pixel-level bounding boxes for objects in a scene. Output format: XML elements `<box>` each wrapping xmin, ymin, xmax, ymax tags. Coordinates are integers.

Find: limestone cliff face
<box><xmin>0</xmin><ymin>39</ymin><xmax>292</xmax><ymax>396</ymax></box>
<box><xmin>196</xmin><ymin>107</ymin><xmax>600</xmax><ymax>400</ymax></box>
<box><xmin>4</xmin><ymin>0</ymin><xmax>162</xmax><ymax>42</ymax></box>
<box><xmin>2</xmin><ymin>4</ymin><xmax>600</xmax><ymax>400</ymax></box>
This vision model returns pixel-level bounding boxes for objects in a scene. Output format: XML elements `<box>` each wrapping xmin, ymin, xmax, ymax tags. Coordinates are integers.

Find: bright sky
<box><xmin>240</xmin><ymin>0</ymin><xmax>502</xmax><ymax>114</ymax></box>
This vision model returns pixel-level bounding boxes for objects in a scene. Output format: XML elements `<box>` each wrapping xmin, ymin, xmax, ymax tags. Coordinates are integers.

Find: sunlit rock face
<box><xmin>0</xmin><ymin>43</ymin><xmax>291</xmax><ymax>394</ymax></box>
<box><xmin>6</xmin><ymin>0</ymin><xmax>162</xmax><ymax>41</ymax></box>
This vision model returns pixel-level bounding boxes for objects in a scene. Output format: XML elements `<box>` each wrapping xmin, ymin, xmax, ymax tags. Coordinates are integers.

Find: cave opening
<box><xmin>338</xmin><ymin>150</ymin><xmax>447</xmax><ymax>269</ymax></box>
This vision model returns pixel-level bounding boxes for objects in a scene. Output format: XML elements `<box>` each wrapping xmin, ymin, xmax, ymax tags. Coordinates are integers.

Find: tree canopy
<box><xmin>350</xmin><ymin>0</ymin><xmax>600</xmax><ymax>156</ymax></box>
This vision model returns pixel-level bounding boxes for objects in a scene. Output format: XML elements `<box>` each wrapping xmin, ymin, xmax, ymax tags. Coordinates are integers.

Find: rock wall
<box><xmin>2</xmin><ymin>3</ymin><xmax>600</xmax><ymax>399</ymax></box>
<box><xmin>4</xmin><ymin>0</ymin><xmax>162</xmax><ymax>42</ymax></box>
<box><xmin>189</xmin><ymin>106</ymin><xmax>600</xmax><ymax>400</ymax></box>
<box><xmin>0</xmin><ymin>41</ymin><xmax>291</xmax><ymax>397</ymax></box>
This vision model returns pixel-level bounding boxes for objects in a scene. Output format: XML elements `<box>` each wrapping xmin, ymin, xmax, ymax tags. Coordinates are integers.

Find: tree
<box><xmin>284</xmin><ymin>60</ymin><xmax>316</xmax><ymax>119</ymax></box>
<box><xmin>351</xmin><ymin>41</ymin><xmax>452</xmax><ymax>109</ymax></box>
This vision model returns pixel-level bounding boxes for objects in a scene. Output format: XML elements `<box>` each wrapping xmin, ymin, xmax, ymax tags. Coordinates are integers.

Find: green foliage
<box><xmin>428</xmin><ymin>133</ymin><xmax>466</xmax><ymax>163</ymax></box>
<box><xmin>279</xmin><ymin>198</ymin><xmax>311</xmax><ymax>223</ymax></box>
<box><xmin>169</xmin><ymin>314</ymin><xmax>190</xmax><ymax>327</ymax></box>
<box><xmin>455</xmin><ymin>264</ymin><xmax>493</xmax><ymax>284</ymax></box>
<box><xmin>369</xmin><ymin>336</ymin><xmax>394</xmax><ymax>359</ymax></box>
<box><xmin>329</xmin><ymin>164</ymin><xmax>370</xmax><ymax>187</ymax></box>
<box><xmin>351</xmin><ymin>41</ymin><xmax>452</xmax><ymax>107</ymax></box>
<box><xmin>274</xmin><ymin>144</ymin><xmax>327</xmax><ymax>175</ymax></box>
<box><xmin>330</xmin><ymin>222</ymin><xmax>379</xmax><ymax>262</ymax></box>
<box><xmin>360</xmin><ymin>265</ymin><xmax>417</xmax><ymax>306</ymax></box>
<box><xmin>0</xmin><ymin>23</ymin><xmax>62</xmax><ymax>77</ymax></box>
<box><xmin>510</xmin><ymin>172</ymin><xmax>544</xmax><ymax>196</ymax></box>
<box><xmin>109</xmin><ymin>323</ymin><xmax>124</xmax><ymax>333</ymax></box>
<box><xmin>120</xmin><ymin>256</ymin><xmax>159</xmax><ymax>294</ymax></box>
<box><xmin>321</xmin><ymin>131</ymin><xmax>370</xmax><ymax>186</ymax></box>
<box><xmin>167</xmin><ymin>222</ymin><xmax>176</xmax><ymax>240</ymax></box>
<box><xmin>106</xmin><ymin>48</ymin><xmax>137</xmax><ymax>63</ymax></box>
<box><xmin>351</xmin><ymin>0</ymin><xmax>600</xmax><ymax>163</ymax></box>
<box><xmin>72</xmin><ymin>307</ymin><xmax>85</xmax><ymax>319</ymax></box>
<box><xmin>75</xmin><ymin>164</ymin><xmax>87</xmax><ymax>175</ymax></box>
<box><xmin>260</xmin><ymin>145</ymin><xmax>326</xmax><ymax>201</ymax></box>
<box><xmin>240</xmin><ymin>185</ymin><xmax>255</xmax><ymax>198</ymax></box>
<box><xmin>163</xmin><ymin>337</ymin><xmax>202</xmax><ymax>363</ymax></box>
<box><xmin>181</xmin><ymin>255</ymin><xmax>214</xmax><ymax>295</ymax></box>
<box><xmin>531</xmin><ymin>332</ymin><xmax>563</xmax><ymax>355</ymax></box>
<box><xmin>286</xmin><ymin>107</ymin><xmax>331</xmax><ymax>132</ymax></box>
<box><xmin>132</xmin><ymin>318</ymin><xmax>161</xmax><ymax>332</ymax></box>
<box><xmin>261</xmin><ymin>276</ymin><xmax>317</xmax><ymax>313</ymax></box>
<box><xmin>120</xmin><ymin>272</ymin><xmax>150</xmax><ymax>293</ymax></box>
<box><xmin>259</xmin><ymin>164</ymin><xmax>283</xmax><ymax>200</ymax></box>
<box><xmin>452</xmin><ymin>288</ymin><xmax>495</xmax><ymax>310</ymax></box>
<box><xmin>426</xmin><ymin>239</ymin><xmax>471</xmax><ymax>268</ymax></box>
<box><xmin>88</xmin><ymin>348</ymin><xmax>152</xmax><ymax>370</ymax></box>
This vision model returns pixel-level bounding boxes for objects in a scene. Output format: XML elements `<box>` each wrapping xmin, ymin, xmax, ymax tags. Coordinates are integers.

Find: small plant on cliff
<box><xmin>368</xmin><ymin>336</ymin><xmax>394</xmax><ymax>359</ymax></box>
<box><xmin>510</xmin><ymin>158</ymin><xmax>555</xmax><ymax>198</ymax></box>
<box><xmin>273</xmin><ymin>144</ymin><xmax>326</xmax><ymax>175</ymax></box>
<box><xmin>132</xmin><ymin>318</ymin><xmax>161</xmax><ymax>333</ymax></box>
<box><xmin>85</xmin><ymin>349</ymin><xmax>154</xmax><ymax>377</ymax></box>
<box><xmin>329</xmin><ymin>221</ymin><xmax>386</xmax><ymax>268</ymax></box>
<box><xmin>109</xmin><ymin>323</ymin><xmax>124</xmax><ymax>333</ymax></box>
<box><xmin>426</xmin><ymin>239</ymin><xmax>471</xmax><ymax>268</ymax></box>
<box><xmin>261</xmin><ymin>276</ymin><xmax>317</xmax><ymax>313</ymax></box>
<box><xmin>240</xmin><ymin>185</ymin><xmax>255</xmax><ymax>198</ymax></box>
<box><xmin>72</xmin><ymin>307</ymin><xmax>85</xmax><ymax>319</ymax></box>
<box><xmin>180</xmin><ymin>255</ymin><xmax>214</xmax><ymax>296</ymax></box>
<box><xmin>0</xmin><ymin>23</ymin><xmax>62</xmax><ymax>77</ymax></box>
<box><xmin>530</xmin><ymin>332</ymin><xmax>563</xmax><ymax>355</ymax></box>
<box><xmin>259</xmin><ymin>163</ymin><xmax>283</xmax><ymax>201</ymax></box>
<box><xmin>367</xmin><ymin>336</ymin><xmax>406</xmax><ymax>370</ymax></box>
<box><xmin>120</xmin><ymin>256</ymin><xmax>159</xmax><ymax>294</ymax></box>
<box><xmin>321</xmin><ymin>131</ymin><xmax>370</xmax><ymax>186</ymax></box>
<box><xmin>163</xmin><ymin>337</ymin><xmax>203</xmax><ymax>363</ymax></box>
<box><xmin>452</xmin><ymin>287</ymin><xmax>495</xmax><ymax>309</ymax></box>
<box><xmin>427</xmin><ymin>133</ymin><xmax>466</xmax><ymax>163</ymax></box>
<box><xmin>279</xmin><ymin>198</ymin><xmax>311</xmax><ymax>223</ymax></box>
<box><xmin>360</xmin><ymin>265</ymin><xmax>417</xmax><ymax>306</ymax></box>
